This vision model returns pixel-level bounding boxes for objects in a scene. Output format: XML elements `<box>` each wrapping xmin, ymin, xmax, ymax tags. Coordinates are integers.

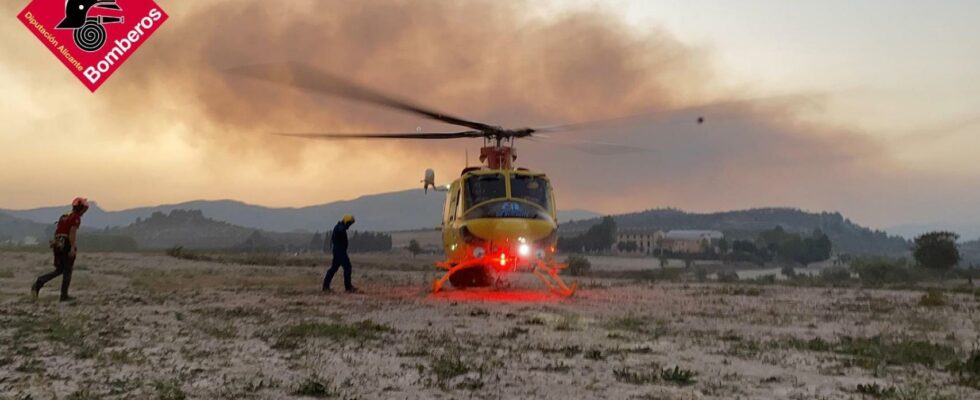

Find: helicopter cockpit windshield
<box><xmin>510</xmin><ymin>174</ymin><xmax>550</xmax><ymax>209</ymax></box>
<box><xmin>465</xmin><ymin>173</ymin><xmax>507</xmax><ymax>208</ymax></box>
<box><xmin>462</xmin><ymin>172</ymin><xmax>553</xmax><ymax>220</ymax></box>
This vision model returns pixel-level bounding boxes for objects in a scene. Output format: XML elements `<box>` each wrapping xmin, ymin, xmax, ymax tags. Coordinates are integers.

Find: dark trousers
<box><xmin>35</xmin><ymin>248</ymin><xmax>75</xmax><ymax>299</ymax></box>
<box><xmin>323</xmin><ymin>252</ymin><xmax>353</xmax><ymax>290</ymax></box>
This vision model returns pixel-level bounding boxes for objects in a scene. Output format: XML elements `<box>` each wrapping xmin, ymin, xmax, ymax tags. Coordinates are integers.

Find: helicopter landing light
<box><xmin>518</xmin><ymin>244</ymin><xmax>531</xmax><ymax>257</ymax></box>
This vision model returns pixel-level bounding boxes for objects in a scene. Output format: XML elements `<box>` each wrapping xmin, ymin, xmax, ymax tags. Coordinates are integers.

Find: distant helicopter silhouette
<box><xmin>56</xmin><ymin>0</ymin><xmax>124</xmax><ymax>52</ymax></box>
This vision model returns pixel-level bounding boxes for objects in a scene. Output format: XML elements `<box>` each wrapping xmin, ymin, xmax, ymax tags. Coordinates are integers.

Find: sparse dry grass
<box><xmin>128</xmin><ymin>267</ymin><xmax>313</xmax><ymax>293</ymax></box>
<box><xmin>0</xmin><ymin>251</ymin><xmax>976</xmax><ymax>399</ymax></box>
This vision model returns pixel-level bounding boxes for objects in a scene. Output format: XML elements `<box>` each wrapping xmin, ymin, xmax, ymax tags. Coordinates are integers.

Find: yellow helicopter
<box><xmin>423</xmin><ymin>148</ymin><xmax>572</xmax><ymax>296</ymax></box>
<box><xmin>230</xmin><ymin>63</ymin><xmax>663</xmax><ymax>297</ymax></box>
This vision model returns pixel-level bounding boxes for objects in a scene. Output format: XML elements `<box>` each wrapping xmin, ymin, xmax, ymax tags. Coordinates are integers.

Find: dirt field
<box><xmin>1</xmin><ymin>251</ymin><xmax>978</xmax><ymax>399</ymax></box>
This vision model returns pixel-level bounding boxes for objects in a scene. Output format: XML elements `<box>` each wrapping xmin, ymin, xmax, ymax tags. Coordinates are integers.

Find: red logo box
<box><xmin>17</xmin><ymin>0</ymin><xmax>168</xmax><ymax>92</ymax></box>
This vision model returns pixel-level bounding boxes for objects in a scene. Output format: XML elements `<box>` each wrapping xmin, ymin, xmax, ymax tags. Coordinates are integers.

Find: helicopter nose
<box><xmin>465</xmin><ymin>219</ymin><xmax>556</xmax><ymax>243</ymax></box>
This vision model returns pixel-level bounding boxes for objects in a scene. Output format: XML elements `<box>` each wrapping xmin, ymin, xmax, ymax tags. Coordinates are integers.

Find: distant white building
<box><xmin>615</xmin><ymin>230</ymin><xmax>664</xmax><ymax>255</ymax></box>
<box><xmin>615</xmin><ymin>229</ymin><xmax>724</xmax><ymax>255</ymax></box>
<box><xmin>661</xmin><ymin>230</ymin><xmax>723</xmax><ymax>254</ymax></box>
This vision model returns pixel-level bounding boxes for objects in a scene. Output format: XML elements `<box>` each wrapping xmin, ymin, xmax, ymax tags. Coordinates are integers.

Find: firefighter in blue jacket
<box><xmin>323</xmin><ymin>214</ymin><xmax>360</xmax><ymax>293</ymax></box>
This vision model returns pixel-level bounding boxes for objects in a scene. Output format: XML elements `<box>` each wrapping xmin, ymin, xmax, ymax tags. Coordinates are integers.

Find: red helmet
<box><xmin>72</xmin><ymin>197</ymin><xmax>89</xmax><ymax>209</ymax></box>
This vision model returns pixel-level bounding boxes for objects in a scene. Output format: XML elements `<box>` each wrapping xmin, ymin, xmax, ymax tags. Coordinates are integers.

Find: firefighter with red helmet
<box><xmin>32</xmin><ymin>197</ymin><xmax>89</xmax><ymax>301</ymax></box>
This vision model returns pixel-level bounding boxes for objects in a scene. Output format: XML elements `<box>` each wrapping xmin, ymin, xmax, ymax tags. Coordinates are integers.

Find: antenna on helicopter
<box><xmin>422</xmin><ymin>168</ymin><xmax>435</xmax><ymax>193</ymax></box>
<box><xmin>422</xmin><ymin>168</ymin><xmax>448</xmax><ymax>193</ymax></box>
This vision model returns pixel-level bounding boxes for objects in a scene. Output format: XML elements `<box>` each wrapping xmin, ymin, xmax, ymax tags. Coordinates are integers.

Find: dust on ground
<box><xmin>1</xmin><ymin>251</ymin><xmax>978</xmax><ymax>399</ymax></box>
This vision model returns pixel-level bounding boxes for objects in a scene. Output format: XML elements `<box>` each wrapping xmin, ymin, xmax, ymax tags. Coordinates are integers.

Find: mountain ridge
<box><xmin>0</xmin><ymin>212</ymin><xmax>49</xmax><ymax>244</ymax></box>
<box><xmin>1</xmin><ymin>190</ymin><xmax>601</xmax><ymax>233</ymax></box>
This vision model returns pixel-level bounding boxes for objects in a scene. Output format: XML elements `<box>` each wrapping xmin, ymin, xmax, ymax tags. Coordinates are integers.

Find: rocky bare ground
<box><xmin>0</xmin><ymin>251</ymin><xmax>978</xmax><ymax>399</ymax></box>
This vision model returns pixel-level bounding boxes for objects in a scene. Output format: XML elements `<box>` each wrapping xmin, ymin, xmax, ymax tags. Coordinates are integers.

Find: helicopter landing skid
<box><xmin>431</xmin><ymin>258</ymin><xmax>576</xmax><ymax>297</ymax></box>
<box><xmin>531</xmin><ymin>260</ymin><xmax>577</xmax><ymax>297</ymax></box>
<box><xmin>432</xmin><ymin>258</ymin><xmax>482</xmax><ymax>294</ymax></box>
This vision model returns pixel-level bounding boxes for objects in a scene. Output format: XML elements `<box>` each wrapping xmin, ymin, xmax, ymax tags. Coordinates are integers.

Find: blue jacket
<box><xmin>330</xmin><ymin>221</ymin><xmax>349</xmax><ymax>255</ymax></box>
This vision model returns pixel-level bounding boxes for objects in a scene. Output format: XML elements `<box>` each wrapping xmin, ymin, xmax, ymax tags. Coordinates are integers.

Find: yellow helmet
<box><xmin>341</xmin><ymin>214</ymin><xmax>355</xmax><ymax>224</ymax></box>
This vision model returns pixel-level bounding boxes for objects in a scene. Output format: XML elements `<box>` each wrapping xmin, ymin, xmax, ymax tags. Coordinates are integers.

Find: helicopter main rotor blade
<box><xmin>527</xmin><ymin>136</ymin><xmax>654</xmax><ymax>155</ymax></box>
<box><xmin>532</xmin><ymin>94</ymin><xmax>816</xmax><ymax>134</ymax></box>
<box><xmin>275</xmin><ymin>131</ymin><xmax>484</xmax><ymax>140</ymax></box>
<box><xmin>228</xmin><ymin>63</ymin><xmax>497</xmax><ymax>132</ymax></box>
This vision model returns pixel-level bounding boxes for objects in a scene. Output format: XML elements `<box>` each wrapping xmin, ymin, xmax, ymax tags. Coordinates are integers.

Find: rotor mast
<box><xmin>480</xmin><ymin>145</ymin><xmax>516</xmax><ymax>169</ymax></box>
<box><xmin>477</xmin><ymin>131</ymin><xmax>526</xmax><ymax>170</ymax></box>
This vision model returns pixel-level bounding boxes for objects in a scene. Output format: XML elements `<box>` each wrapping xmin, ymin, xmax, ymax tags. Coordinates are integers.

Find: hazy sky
<box><xmin>1</xmin><ymin>0</ymin><xmax>978</xmax><ymax>229</ymax></box>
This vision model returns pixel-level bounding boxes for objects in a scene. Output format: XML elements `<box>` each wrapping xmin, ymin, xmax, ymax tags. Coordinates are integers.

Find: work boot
<box><xmin>322</xmin><ymin>287</ymin><xmax>334</xmax><ymax>294</ymax></box>
<box><xmin>345</xmin><ymin>287</ymin><xmax>361</xmax><ymax>294</ymax></box>
<box><xmin>59</xmin><ymin>295</ymin><xmax>75</xmax><ymax>303</ymax></box>
<box><xmin>30</xmin><ymin>282</ymin><xmax>39</xmax><ymax>299</ymax></box>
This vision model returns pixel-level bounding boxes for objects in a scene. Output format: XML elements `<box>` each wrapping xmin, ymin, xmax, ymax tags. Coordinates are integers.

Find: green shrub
<box><xmin>554</xmin><ymin>314</ymin><xmax>580</xmax><ymax>331</ymax></box>
<box><xmin>153</xmin><ymin>380</ymin><xmax>186</xmax><ymax>400</ymax></box>
<box><xmin>66</xmin><ymin>388</ymin><xmax>100</xmax><ymax>400</ymax></box>
<box><xmin>851</xmin><ymin>257</ymin><xmax>914</xmax><ymax>286</ymax></box>
<box><xmin>717</xmin><ymin>270</ymin><xmax>739</xmax><ymax>283</ymax></box>
<box><xmin>694</xmin><ymin>267</ymin><xmax>708</xmax><ymax>282</ymax></box>
<box><xmin>166</xmin><ymin>246</ymin><xmax>183</xmax><ymax>257</ymax></box>
<box><xmin>837</xmin><ymin>336</ymin><xmax>957</xmax><ymax>369</ymax></box>
<box><xmin>856</xmin><ymin>382</ymin><xmax>897</xmax><ymax>397</ymax></box>
<box><xmin>948</xmin><ymin>346</ymin><xmax>980</xmax><ymax>389</ymax></box>
<box><xmin>282</xmin><ymin>320</ymin><xmax>392</xmax><ymax>341</ymax></box>
<box><xmin>585</xmin><ymin>349</ymin><xmax>604</xmax><ymax>360</ymax></box>
<box><xmin>613</xmin><ymin>365</ymin><xmax>696</xmax><ymax>385</ymax></box>
<box><xmin>166</xmin><ymin>246</ymin><xmax>214</xmax><ymax>262</ymax></box>
<box><xmin>613</xmin><ymin>366</ymin><xmax>659</xmax><ymax>385</ymax></box>
<box><xmin>660</xmin><ymin>366</ymin><xmax>697</xmax><ymax>385</ymax></box>
<box><xmin>293</xmin><ymin>375</ymin><xmax>337</xmax><ymax>398</ymax></box>
<box><xmin>430</xmin><ymin>349</ymin><xmax>470</xmax><ymax>381</ymax></box>
<box><xmin>784</xmin><ymin>337</ymin><xmax>832</xmax><ymax>352</ymax></box>
<box><xmin>818</xmin><ymin>266</ymin><xmax>852</xmax><ymax>285</ymax></box>
<box><xmin>565</xmin><ymin>255</ymin><xmax>591</xmax><ymax>276</ymax></box>
<box><xmin>919</xmin><ymin>289</ymin><xmax>947</xmax><ymax>307</ymax></box>
<box><xmin>15</xmin><ymin>359</ymin><xmax>45</xmax><ymax>374</ymax></box>
<box><xmin>604</xmin><ymin>315</ymin><xmax>648</xmax><ymax>332</ymax></box>
<box><xmin>716</xmin><ymin>286</ymin><xmax>763</xmax><ymax>296</ymax></box>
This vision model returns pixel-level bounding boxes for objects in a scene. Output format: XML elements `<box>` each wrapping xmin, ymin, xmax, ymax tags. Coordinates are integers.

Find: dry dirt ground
<box><xmin>1</xmin><ymin>251</ymin><xmax>978</xmax><ymax>400</ymax></box>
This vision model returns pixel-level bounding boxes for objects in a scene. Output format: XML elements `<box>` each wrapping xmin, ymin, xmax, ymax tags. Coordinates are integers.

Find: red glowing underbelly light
<box><xmin>499</xmin><ymin>253</ymin><xmax>507</xmax><ymax>266</ymax></box>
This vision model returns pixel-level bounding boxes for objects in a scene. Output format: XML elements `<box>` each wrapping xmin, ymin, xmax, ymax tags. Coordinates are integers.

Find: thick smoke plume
<box><xmin>113</xmin><ymin>1</ymin><xmax>715</xmax><ymax>150</ymax></box>
<box><xmin>3</xmin><ymin>0</ymin><xmax>900</xmax><ymax>219</ymax></box>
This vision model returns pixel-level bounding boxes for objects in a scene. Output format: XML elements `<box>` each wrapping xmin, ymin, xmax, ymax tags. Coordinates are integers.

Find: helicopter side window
<box><xmin>465</xmin><ymin>174</ymin><xmax>506</xmax><ymax>209</ymax></box>
<box><xmin>510</xmin><ymin>174</ymin><xmax>551</xmax><ymax>209</ymax></box>
<box><xmin>447</xmin><ymin>186</ymin><xmax>460</xmax><ymax>221</ymax></box>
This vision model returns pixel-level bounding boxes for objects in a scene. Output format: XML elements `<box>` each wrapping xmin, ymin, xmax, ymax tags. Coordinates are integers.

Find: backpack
<box><xmin>49</xmin><ymin>213</ymin><xmax>71</xmax><ymax>252</ymax></box>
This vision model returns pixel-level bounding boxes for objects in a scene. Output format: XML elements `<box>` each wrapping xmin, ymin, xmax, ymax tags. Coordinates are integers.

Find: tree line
<box><xmin>558</xmin><ymin>218</ymin><xmax>836</xmax><ymax>266</ymax></box>
<box><xmin>726</xmin><ymin>226</ymin><xmax>832</xmax><ymax>265</ymax></box>
<box><xmin>324</xmin><ymin>230</ymin><xmax>392</xmax><ymax>253</ymax></box>
<box><xmin>557</xmin><ymin>216</ymin><xmax>617</xmax><ymax>253</ymax></box>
